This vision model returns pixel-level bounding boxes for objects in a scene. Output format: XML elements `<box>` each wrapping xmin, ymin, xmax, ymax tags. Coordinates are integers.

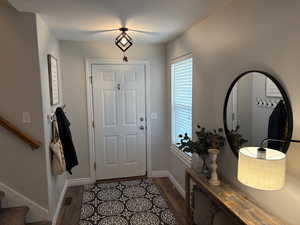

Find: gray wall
<box><xmin>36</xmin><ymin>14</ymin><xmax>66</xmax><ymax>217</ymax></box>
<box><xmin>0</xmin><ymin>1</ymin><xmax>48</xmax><ymax>209</ymax></box>
<box><xmin>167</xmin><ymin>0</ymin><xmax>300</xmax><ymax>224</ymax></box>
<box><xmin>170</xmin><ymin>154</ymin><xmax>188</xmax><ymax>190</ymax></box>
<box><xmin>59</xmin><ymin>40</ymin><xmax>169</xmax><ymax>179</ymax></box>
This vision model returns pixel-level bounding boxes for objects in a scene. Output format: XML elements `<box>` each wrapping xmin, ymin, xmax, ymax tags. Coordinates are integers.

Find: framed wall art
<box><xmin>266</xmin><ymin>77</ymin><xmax>282</xmax><ymax>97</ymax></box>
<box><xmin>47</xmin><ymin>54</ymin><xmax>60</xmax><ymax>105</ymax></box>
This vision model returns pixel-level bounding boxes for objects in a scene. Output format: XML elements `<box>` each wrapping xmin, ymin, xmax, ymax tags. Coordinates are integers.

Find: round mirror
<box><xmin>223</xmin><ymin>71</ymin><xmax>293</xmax><ymax>157</ymax></box>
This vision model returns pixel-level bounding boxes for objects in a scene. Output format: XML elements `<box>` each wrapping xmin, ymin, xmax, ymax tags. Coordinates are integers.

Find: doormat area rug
<box><xmin>79</xmin><ymin>178</ymin><xmax>178</xmax><ymax>225</ymax></box>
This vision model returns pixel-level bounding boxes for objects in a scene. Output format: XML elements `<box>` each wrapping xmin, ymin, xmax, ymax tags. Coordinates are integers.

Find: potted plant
<box><xmin>177</xmin><ymin>125</ymin><xmax>225</xmax><ymax>178</ymax></box>
<box><xmin>208</xmin><ymin>129</ymin><xmax>226</xmax><ymax>150</ymax></box>
<box><xmin>227</xmin><ymin>125</ymin><xmax>248</xmax><ymax>155</ymax></box>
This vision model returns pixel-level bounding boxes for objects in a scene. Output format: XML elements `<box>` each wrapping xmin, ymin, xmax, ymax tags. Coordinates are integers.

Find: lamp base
<box><xmin>208</xmin><ymin>149</ymin><xmax>221</xmax><ymax>186</ymax></box>
<box><xmin>209</xmin><ymin>179</ymin><xmax>221</xmax><ymax>186</ymax></box>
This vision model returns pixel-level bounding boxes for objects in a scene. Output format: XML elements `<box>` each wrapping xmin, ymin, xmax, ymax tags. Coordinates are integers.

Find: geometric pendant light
<box><xmin>115</xmin><ymin>28</ymin><xmax>133</xmax><ymax>62</ymax></box>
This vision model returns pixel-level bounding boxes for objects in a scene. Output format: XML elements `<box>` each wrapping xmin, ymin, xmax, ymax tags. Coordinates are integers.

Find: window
<box><xmin>171</xmin><ymin>57</ymin><xmax>193</xmax><ymax>145</ymax></box>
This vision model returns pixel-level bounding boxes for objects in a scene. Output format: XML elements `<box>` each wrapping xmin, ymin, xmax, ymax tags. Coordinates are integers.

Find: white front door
<box><xmin>92</xmin><ymin>64</ymin><xmax>146</xmax><ymax>180</ymax></box>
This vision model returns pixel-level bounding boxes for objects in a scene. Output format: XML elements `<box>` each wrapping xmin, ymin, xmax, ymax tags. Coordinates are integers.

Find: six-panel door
<box><xmin>92</xmin><ymin>64</ymin><xmax>146</xmax><ymax>180</ymax></box>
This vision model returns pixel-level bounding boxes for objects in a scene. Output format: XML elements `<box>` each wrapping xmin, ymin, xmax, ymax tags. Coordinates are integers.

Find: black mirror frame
<box><xmin>223</xmin><ymin>70</ymin><xmax>293</xmax><ymax>157</ymax></box>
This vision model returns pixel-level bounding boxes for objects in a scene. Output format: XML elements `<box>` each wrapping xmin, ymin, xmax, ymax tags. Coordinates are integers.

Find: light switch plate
<box><xmin>151</xmin><ymin>113</ymin><xmax>158</xmax><ymax>120</ymax></box>
<box><xmin>22</xmin><ymin>112</ymin><xmax>31</xmax><ymax>123</ymax></box>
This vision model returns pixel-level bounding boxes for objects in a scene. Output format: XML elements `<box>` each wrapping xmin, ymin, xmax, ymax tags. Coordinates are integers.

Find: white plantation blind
<box><xmin>171</xmin><ymin>57</ymin><xmax>193</xmax><ymax>144</ymax></box>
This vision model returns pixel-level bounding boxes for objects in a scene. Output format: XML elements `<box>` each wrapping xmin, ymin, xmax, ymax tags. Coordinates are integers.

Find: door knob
<box><xmin>139</xmin><ymin>125</ymin><xmax>145</xmax><ymax>130</ymax></box>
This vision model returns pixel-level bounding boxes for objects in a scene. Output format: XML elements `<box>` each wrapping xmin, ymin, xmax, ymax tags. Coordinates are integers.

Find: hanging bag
<box><xmin>50</xmin><ymin>120</ymin><xmax>66</xmax><ymax>175</ymax></box>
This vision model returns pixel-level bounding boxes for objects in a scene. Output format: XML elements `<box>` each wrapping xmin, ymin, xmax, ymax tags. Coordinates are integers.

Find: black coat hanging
<box><xmin>268</xmin><ymin>100</ymin><xmax>288</xmax><ymax>150</ymax></box>
<box><xmin>55</xmin><ymin>107</ymin><xmax>78</xmax><ymax>174</ymax></box>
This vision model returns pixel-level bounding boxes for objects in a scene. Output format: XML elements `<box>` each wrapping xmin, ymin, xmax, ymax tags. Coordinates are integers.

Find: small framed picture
<box><xmin>266</xmin><ymin>78</ymin><xmax>282</xmax><ymax>98</ymax></box>
<box><xmin>47</xmin><ymin>54</ymin><xmax>60</xmax><ymax>105</ymax></box>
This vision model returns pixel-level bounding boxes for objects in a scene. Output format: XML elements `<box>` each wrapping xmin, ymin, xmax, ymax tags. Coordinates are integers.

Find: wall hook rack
<box><xmin>255</xmin><ymin>98</ymin><xmax>281</xmax><ymax>109</ymax></box>
<box><xmin>47</xmin><ymin>104</ymin><xmax>66</xmax><ymax>122</ymax></box>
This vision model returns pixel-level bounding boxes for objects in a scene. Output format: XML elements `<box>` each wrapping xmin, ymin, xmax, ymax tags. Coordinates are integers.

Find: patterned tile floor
<box><xmin>79</xmin><ymin>178</ymin><xmax>178</xmax><ymax>225</ymax></box>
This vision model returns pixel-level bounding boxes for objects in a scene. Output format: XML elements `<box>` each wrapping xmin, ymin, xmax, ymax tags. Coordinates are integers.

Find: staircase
<box><xmin>0</xmin><ymin>190</ymin><xmax>50</xmax><ymax>225</ymax></box>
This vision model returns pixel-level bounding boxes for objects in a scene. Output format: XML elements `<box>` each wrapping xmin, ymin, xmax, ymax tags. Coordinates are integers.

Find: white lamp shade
<box><xmin>238</xmin><ymin>147</ymin><xmax>286</xmax><ymax>191</ymax></box>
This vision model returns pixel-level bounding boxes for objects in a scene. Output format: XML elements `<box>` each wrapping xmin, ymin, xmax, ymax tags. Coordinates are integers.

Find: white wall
<box><xmin>35</xmin><ymin>14</ymin><xmax>66</xmax><ymax>218</ymax></box>
<box><xmin>0</xmin><ymin>1</ymin><xmax>48</xmax><ymax>210</ymax></box>
<box><xmin>167</xmin><ymin>0</ymin><xmax>300</xmax><ymax>224</ymax></box>
<box><xmin>59</xmin><ymin>40</ymin><xmax>168</xmax><ymax>179</ymax></box>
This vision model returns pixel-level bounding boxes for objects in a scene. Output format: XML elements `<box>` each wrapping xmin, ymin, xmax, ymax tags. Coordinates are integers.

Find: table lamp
<box><xmin>237</xmin><ymin>138</ymin><xmax>300</xmax><ymax>190</ymax></box>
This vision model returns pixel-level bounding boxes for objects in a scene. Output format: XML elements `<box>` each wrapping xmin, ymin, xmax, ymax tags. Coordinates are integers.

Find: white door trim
<box><xmin>85</xmin><ymin>59</ymin><xmax>152</xmax><ymax>182</ymax></box>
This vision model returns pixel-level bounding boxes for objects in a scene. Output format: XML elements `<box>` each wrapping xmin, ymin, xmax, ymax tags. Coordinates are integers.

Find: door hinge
<box><xmin>92</xmin><ymin>121</ymin><xmax>95</xmax><ymax>128</ymax></box>
<box><xmin>94</xmin><ymin>162</ymin><xmax>96</xmax><ymax>171</ymax></box>
<box><xmin>90</xmin><ymin>76</ymin><xmax>93</xmax><ymax>85</ymax></box>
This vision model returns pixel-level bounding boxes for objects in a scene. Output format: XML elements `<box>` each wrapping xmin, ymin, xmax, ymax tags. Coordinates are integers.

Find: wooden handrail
<box><xmin>0</xmin><ymin>115</ymin><xmax>41</xmax><ymax>149</ymax></box>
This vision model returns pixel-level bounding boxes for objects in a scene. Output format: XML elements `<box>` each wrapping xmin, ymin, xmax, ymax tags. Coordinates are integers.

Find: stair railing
<box><xmin>0</xmin><ymin>115</ymin><xmax>41</xmax><ymax>150</ymax></box>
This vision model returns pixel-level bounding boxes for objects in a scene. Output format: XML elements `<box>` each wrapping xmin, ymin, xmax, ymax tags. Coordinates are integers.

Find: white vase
<box><xmin>191</xmin><ymin>153</ymin><xmax>202</xmax><ymax>174</ymax></box>
<box><xmin>208</xmin><ymin>149</ymin><xmax>220</xmax><ymax>186</ymax></box>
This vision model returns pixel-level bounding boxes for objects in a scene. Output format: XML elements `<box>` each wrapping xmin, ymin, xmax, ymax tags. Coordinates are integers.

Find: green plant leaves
<box><xmin>177</xmin><ymin>125</ymin><xmax>226</xmax><ymax>156</ymax></box>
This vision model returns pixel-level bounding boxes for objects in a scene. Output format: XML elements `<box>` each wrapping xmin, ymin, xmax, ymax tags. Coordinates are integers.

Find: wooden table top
<box><xmin>186</xmin><ymin>168</ymin><xmax>285</xmax><ymax>225</ymax></box>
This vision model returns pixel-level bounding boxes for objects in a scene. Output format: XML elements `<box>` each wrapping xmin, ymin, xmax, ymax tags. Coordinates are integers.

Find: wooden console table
<box><xmin>185</xmin><ymin>168</ymin><xmax>285</xmax><ymax>225</ymax></box>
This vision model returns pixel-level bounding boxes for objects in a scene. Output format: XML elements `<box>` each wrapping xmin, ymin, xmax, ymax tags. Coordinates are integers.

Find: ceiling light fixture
<box><xmin>115</xmin><ymin>28</ymin><xmax>133</xmax><ymax>62</ymax></box>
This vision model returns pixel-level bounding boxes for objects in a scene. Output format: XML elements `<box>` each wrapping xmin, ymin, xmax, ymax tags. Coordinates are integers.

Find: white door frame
<box><xmin>85</xmin><ymin>59</ymin><xmax>152</xmax><ymax>182</ymax></box>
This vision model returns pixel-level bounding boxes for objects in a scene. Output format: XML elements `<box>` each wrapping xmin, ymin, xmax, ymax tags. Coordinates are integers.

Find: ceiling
<box><xmin>8</xmin><ymin>0</ymin><xmax>231</xmax><ymax>43</ymax></box>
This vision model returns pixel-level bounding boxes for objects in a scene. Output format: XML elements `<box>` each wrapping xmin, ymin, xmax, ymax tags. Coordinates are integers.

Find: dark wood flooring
<box><xmin>154</xmin><ymin>177</ymin><xmax>189</xmax><ymax>225</ymax></box>
<box><xmin>56</xmin><ymin>177</ymin><xmax>189</xmax><ymax>225</ymax></box>
<box><xmin>56</xmin><ymin>186</ymin><xmax>84</xmax><ymax>225</ymax></box>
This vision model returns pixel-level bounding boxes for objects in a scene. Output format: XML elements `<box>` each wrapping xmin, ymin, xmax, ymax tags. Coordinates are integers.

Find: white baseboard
<box><xmin>67</xmin><ymin>178</ymin><xmax>92</xmax><ymax>187</ymax></box>
<box><xmin>150</xmin><ymin>170</ymin><xmax>185</xmax><ymax>198</ymax></box>
<box><xmin>0</xmin><ymin>181</ymin><xmax>49</xmax><ymax>223</ymax></box>
<box><xmin>51</xmin><ymin>181</ymin><xmax>68</xmax><ymax>225</ymax></box>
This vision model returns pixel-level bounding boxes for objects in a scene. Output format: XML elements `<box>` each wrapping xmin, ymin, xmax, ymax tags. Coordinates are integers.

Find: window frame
<box><xmin>170</xmin><ymin>53</ymin><xmax>193</xmax><ymax>148</ymax></box>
